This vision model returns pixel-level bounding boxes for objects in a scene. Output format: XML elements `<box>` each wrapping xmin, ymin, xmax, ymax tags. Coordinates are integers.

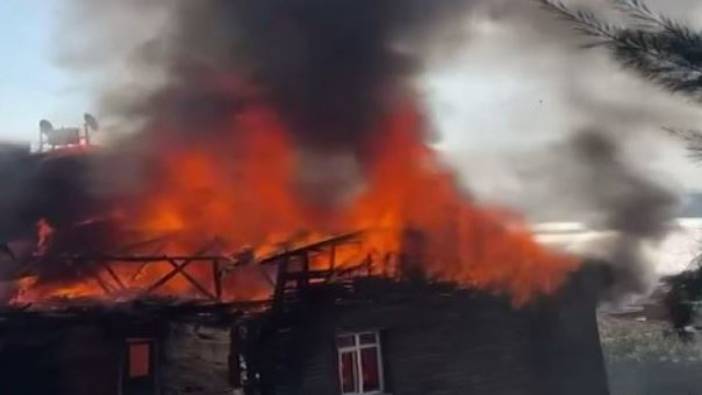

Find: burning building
<box><xmin>0</xmin><ymin>133</ymin><xmax>610</xmax><ymax>395</ymax></box>
<box><xmin>0</xmin><ymin>1</ymin><xmax>627</xmax><ymax>394</ymax></box>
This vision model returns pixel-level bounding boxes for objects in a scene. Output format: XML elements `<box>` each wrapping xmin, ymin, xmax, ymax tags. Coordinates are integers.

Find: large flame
<box><xmin>11</xmin><ymin>101</ymin><xmax>577</xmax><ymax>306</ymax></box>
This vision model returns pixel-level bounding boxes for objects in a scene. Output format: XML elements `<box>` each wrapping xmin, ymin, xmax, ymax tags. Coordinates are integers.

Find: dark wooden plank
<box><xmin>259</xmin><ymin>232</ymin><xmax>363</xmax><ymax>266</ymax></box>
<box><xmin>99</xmin><ymin>261</ymin><xmax>126</xmax><ymax>290</ymax></box>
<box><xmin>142</xmin><ymin>259</ymin><xmax>196</xmax><ymax>296</ymax></box>
<box><xmin>89</xmin><ymin>271</ymin><xmax>112</xmax><ymax>295</ymax></box>
<box><xmin>212</xmin><ymin>260</ymin><xmax>223</xmax><ymax>301</ymax></box>
<box><xmin>165</xmin><ymin>259</ymin><xmax>218</xmax><ymax>301</ymax></box>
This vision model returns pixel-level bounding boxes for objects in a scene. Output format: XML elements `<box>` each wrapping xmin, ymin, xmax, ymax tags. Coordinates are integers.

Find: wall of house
<box><xmin>161</xmin><ymin>322</ymin><xmax>234</xmax><ymax>395</ymax></box>
<box><xmin>0</xmin><ymin>324</ymin><xmax>122</xmax><ymax>395</ymax></box>
<box><xmin>0</xmin><ymin>314</ymin><xmax>246</xmax><ymax>395</ymax></box>
<box><xmin>256</xmin><ymin>270</ymin><xmax>610</xmax><ymax>395</ymax></box>
<box><xmin>0</xmin><ymin>317</ymin><xmax>166</xmax><ymax>395</ymax></box>
<box><xmin>297</xmin><ymin>296</ymin><xmax>539</xmax><ymax>395</ymax></box>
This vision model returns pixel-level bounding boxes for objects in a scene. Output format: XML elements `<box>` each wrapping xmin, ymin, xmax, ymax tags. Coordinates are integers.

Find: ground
<box><xmin>598</xmin><ymin>312</ymin><xmax>702</xmax><ymax>394</ymax></box>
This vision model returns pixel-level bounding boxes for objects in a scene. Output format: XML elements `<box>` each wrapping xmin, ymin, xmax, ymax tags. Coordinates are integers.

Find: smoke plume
<box><xmin>0</xmin><ymin>0</ymin><xmax>690</xmax><ymax>303</ymax></box>
<box><xmin>570</xmin><ymin>130</ymin><xmax>679</xmax><ymax>298</ymax></box>
<box><xmin>107</xmin><ymin>0</ymin><xmax>473</xmax><ymax>150</ymax></box>
<box><xmin>86</xmin><ymin>0</ymin><xmax>479</xmax><ymax>209</ymax></box>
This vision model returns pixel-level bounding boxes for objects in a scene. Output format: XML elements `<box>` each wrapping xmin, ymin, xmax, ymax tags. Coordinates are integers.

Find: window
<box><xmin>128</xmin><ymin>340</ymin><xmax>151</xmax><ymax>378</ymax></box>
<box><xmin>123</xmin><ymin>338</ymin><xmax>157</xmax><ymax>394</ymax></box>
<box><xmin>336</xmin><ymin>332</ymin><xmax>384</xmax><ymax>394</ymax></box>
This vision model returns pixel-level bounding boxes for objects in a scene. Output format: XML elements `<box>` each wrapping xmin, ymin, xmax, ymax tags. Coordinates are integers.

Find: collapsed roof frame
<box><xmin>12</xmin><ymin>231</ymin><xmax>375</xmax><ymax>305</ymax></box>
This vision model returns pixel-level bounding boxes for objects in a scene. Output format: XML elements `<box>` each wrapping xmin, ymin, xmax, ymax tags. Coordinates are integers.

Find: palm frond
<box><xmin>614</xmin><ymin>30</ymin><xmax>702</xmax><ymax>97</ymax></box>
<box><xmin>540</xmin><ymin>0</ymin><xmax>702</xmax><ymax>99</ymax></box>
<box><xmin>537</xmin><ymin>0</ymin><xmax>619</xmax><ymax>42</ymax></box>
<box><xmin>611</xmin><ymin>0</ymin><xmax>695</xmax><ymax>40</ymax></box>
<box><xmin>665</xmin><ymin>127</ymin><xmax>702</xmax><ymax>162</ymax></box>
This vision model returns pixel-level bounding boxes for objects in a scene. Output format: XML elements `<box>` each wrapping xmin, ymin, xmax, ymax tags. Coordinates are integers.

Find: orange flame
<box><xmin>12</xmin><ymin>101</ymin><xmax>577</xmax><ymax>306</ymax></box>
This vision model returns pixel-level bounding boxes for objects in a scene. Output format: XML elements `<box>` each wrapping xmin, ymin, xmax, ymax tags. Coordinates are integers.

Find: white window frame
<box><xmin>336</xmin><ymin>331</ymin><xmax>385</xmax><ymax>395</ymax></box>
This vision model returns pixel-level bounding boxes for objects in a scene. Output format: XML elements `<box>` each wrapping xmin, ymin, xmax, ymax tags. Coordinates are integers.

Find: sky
<box><xmin>0</xmin><ymin>0</ymin><xmax>90</xmax><ymax>145</ymax></box>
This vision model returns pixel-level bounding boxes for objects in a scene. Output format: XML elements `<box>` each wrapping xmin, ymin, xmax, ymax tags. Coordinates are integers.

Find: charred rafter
<box><xmin>11</xmin><ymin>231</ymin><xmax>378</xmax><ymax>306</ymax></box>
<box><xmin>258</xmin><ymin>231</ymin><xmax>364</xmax><ymax>266</ymax></box>
<box><xmin>141</xmin><ymin>257</ymin><xmax>218</xmax><ymax>301</ymax></box>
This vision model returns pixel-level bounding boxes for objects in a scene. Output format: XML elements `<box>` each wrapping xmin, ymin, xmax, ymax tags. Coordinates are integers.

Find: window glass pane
<box><xmin>360</xmin><ymin>347</ymin><xmax>380</xmax><ymax>392</ymax></box>
<box><xmin>359</xmin><ymin>332</ymin><xmax>377</xmax><ymax>345</ymax></box>
<box><xmin>128</xmin><ymin>342</ymin><xmax>151</xmax><ymax>378</ymax></box>
<box><xmin>340</xmin><ymin>351</ymin><xmax>358</xmax><ymax>393</ymax></box>
<box><xmin>336</xmin><ymin>334</ymin><xmax>356</xmax><ymax>348</ymax></box>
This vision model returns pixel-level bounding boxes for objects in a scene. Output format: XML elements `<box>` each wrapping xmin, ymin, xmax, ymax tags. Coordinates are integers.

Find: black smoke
<box><xmin>130</xmin><ymin>0</ymin><xmax>472</xmax><ymax>152</ymax></box>
<box><xmin>571</xmin><ymin>130</ymin><xmax>678</xmax><ymax>299</ymax></box>
<box><xmin>0</xmin><ymin>1</ymin><xmax>476</xmax><ymax>284</ymax></box>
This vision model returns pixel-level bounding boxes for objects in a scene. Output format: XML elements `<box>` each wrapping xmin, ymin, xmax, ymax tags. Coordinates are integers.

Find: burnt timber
<box><xmin>9</xmin><ymin>232</ymin><xmax>365</xmax><ymax>304</ymax></box>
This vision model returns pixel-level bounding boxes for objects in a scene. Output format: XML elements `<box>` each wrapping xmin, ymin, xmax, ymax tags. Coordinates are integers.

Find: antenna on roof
<box><xmin>84</xmin><ymin>113</ymin><xmax>99</xmax><ymax>132</ymax></box>
<box><xmin>39</xmin><ymin>119</ymin><xmax>54</xmax><ymax>152</ymax></box>
<box><xmin>39</xmin><ymin>119</ymin><xmax>54</xmax><ymax>135</ymax></box>
<box><xmin>83</xmin><ymin>113</ymin><xmax>99</xmax><ymax>145</ymax></box>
